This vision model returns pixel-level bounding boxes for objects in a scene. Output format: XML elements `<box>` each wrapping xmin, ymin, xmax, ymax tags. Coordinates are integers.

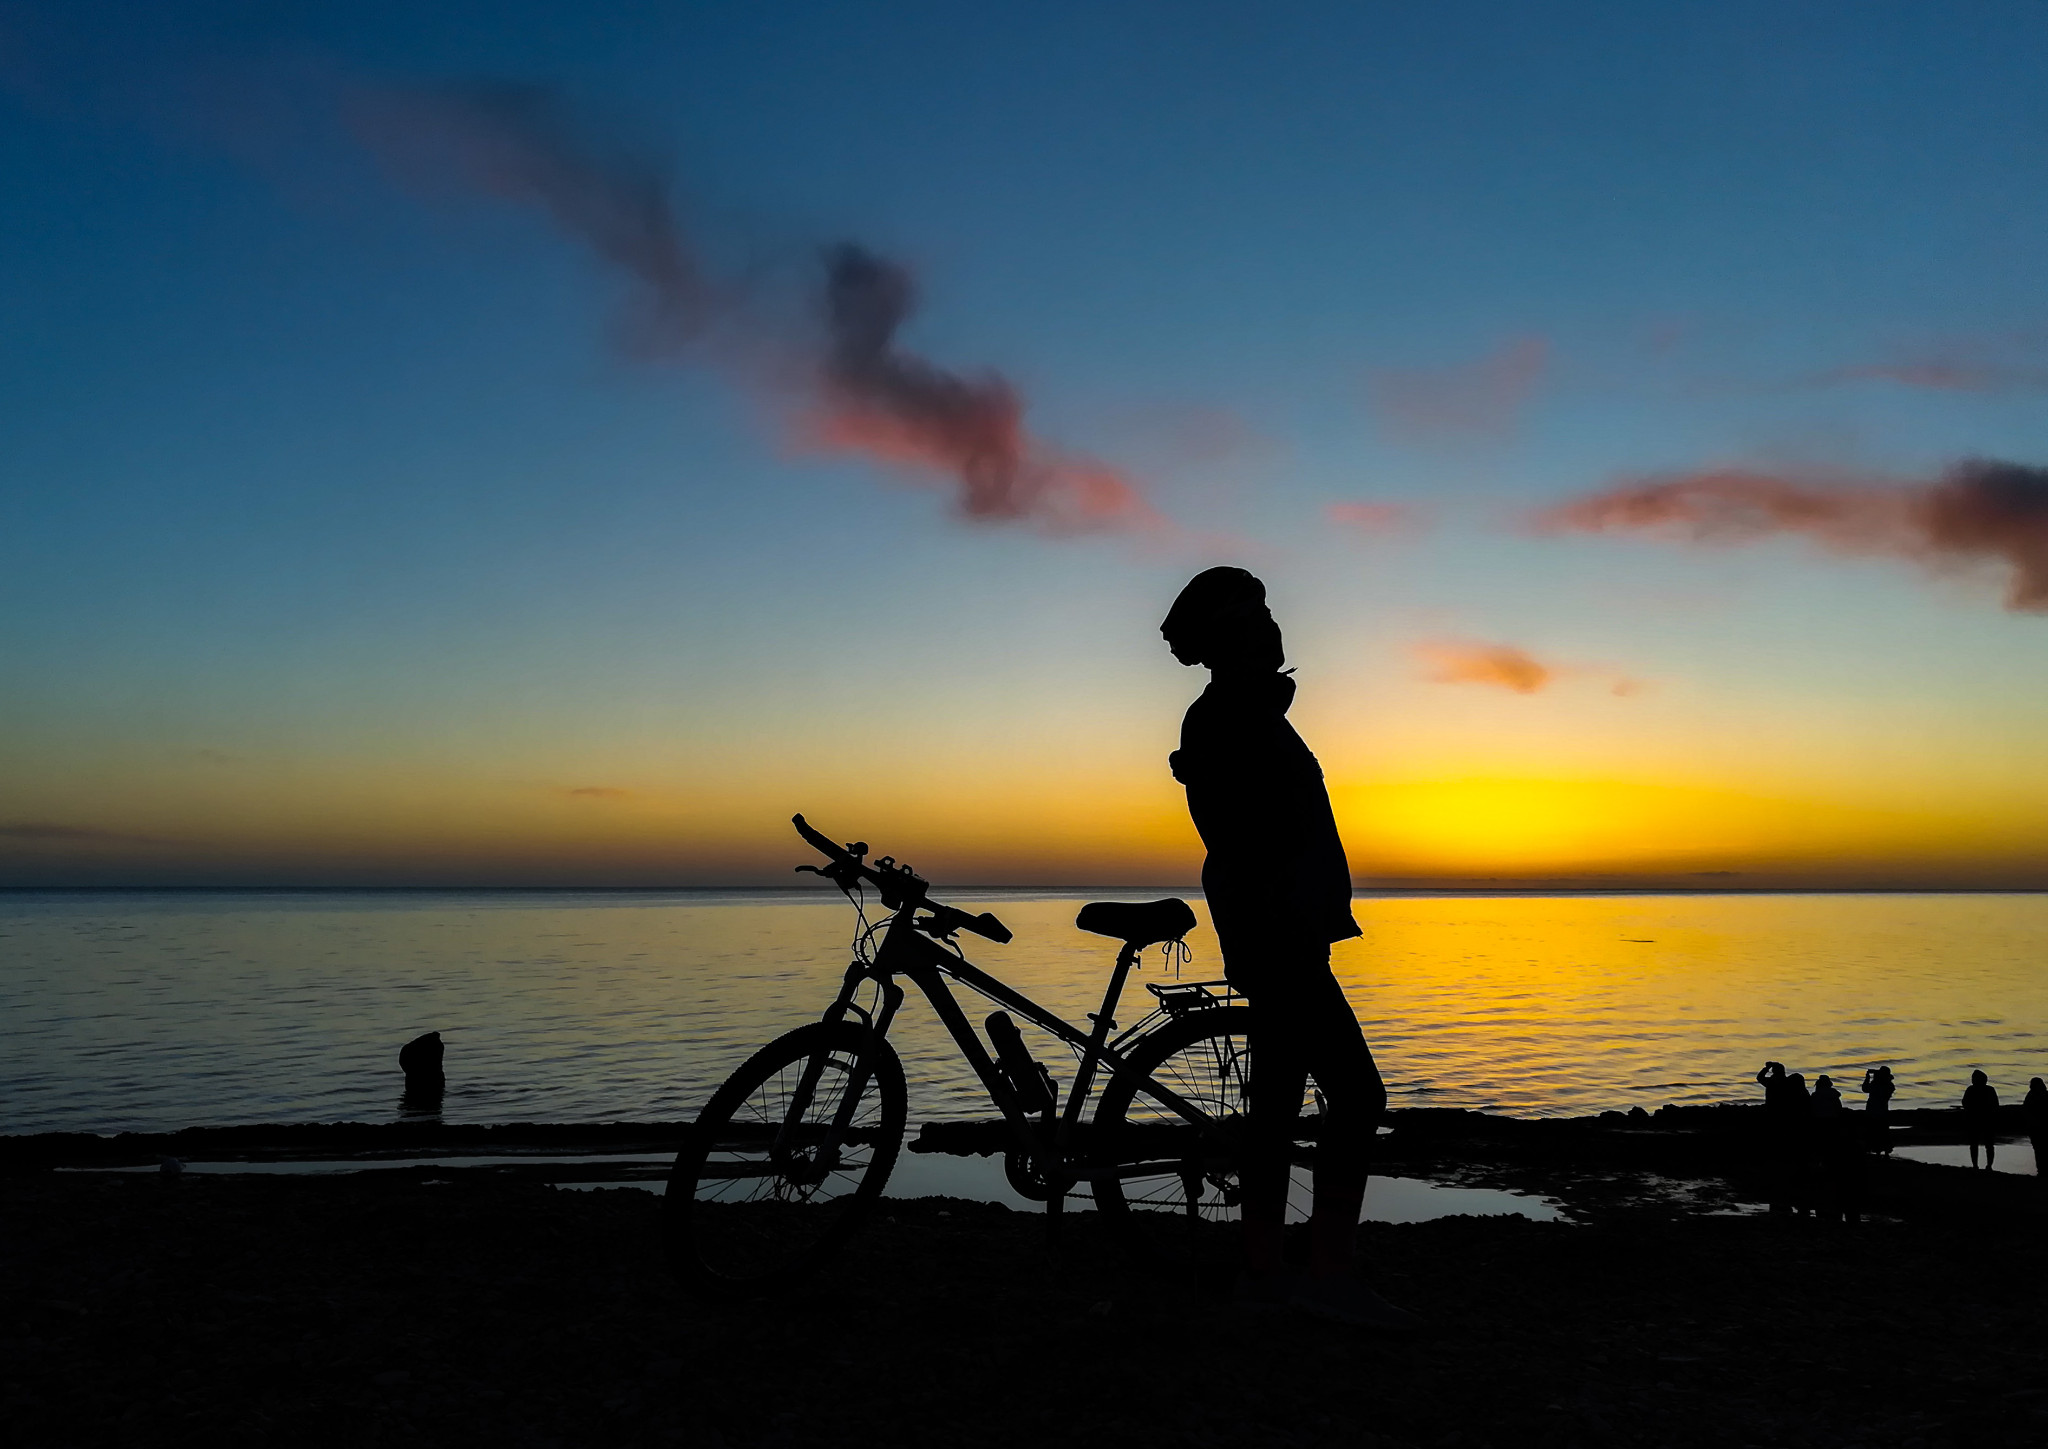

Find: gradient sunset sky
<box><xmin>5</xmin><ymin>1</ymin><xmax>2048</xmax><ymax>889</ymax></box>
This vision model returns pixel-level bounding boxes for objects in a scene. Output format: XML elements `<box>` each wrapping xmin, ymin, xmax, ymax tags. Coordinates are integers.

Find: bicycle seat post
<box><xmin>1058</xmin><ymin>939</ymin><xmax>1143</xmax><ymax>1147</ymax></box>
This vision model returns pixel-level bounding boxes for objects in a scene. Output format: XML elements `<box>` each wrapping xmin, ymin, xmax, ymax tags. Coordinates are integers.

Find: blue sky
<box><xmin>5</xmin><ymin>1</ymin><xmax>2048</xmax><ymax>885</ymax></box>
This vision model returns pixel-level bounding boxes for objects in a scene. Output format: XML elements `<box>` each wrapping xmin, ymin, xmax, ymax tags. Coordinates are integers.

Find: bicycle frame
<box><xmin>789</xmin><ymin>893</ymin><xmax>1216</xmax><ymax>1192</ymax></box>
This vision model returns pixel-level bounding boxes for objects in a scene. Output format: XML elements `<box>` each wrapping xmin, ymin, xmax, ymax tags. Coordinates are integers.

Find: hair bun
<box><xmin>1161</xmin><ymin>566</ymin><xmax>1269</xmax><ymax>636</ymax></box>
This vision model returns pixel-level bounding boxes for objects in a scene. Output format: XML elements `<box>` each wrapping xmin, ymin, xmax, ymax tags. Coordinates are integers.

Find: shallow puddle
<box><xmin>68</xmin><ymin>1141</ymin><xmax>1565</xmax><ymax>1223</ymax></box>
<box><xmin>878</xmin><ymin>1148</ymin><xmax>1565</xmax><ymax>1222</ymax></box>
<box><xmin>1891</xmin><ymin>1142</ymin><xmax>2039</xmax><ymax>1176</ymax></box>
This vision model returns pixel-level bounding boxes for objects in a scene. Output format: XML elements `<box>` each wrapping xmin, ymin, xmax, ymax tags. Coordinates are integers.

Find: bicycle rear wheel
<box><xmin>1090</xmin><ymin>1006</ymin><xmax>1314</xmax><ymax>1264</ymax></box>
<box><xmin>665</xmin><ymin>1020</ymin><xmax>907</xmax><ymax>1295</ymax></box>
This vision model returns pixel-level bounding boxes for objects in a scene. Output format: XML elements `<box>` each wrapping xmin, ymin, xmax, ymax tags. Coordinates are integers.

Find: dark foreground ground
<box><xmin>4</xmin><ymin>1171</ymin><xmax>2046</xmax><ymax>1448</ymax></box>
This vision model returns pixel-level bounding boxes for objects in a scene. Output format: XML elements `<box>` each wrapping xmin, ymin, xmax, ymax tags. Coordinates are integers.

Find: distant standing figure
<box><xmin>2024</xmin><ymin>1077</ymin><xmax>2048</xmax><ymax>1179</ymax></box>
<box><xmin>1783</xmin><ymin>1072</ymin><xmax>1815</xmax><ymax>1212</ymax></box>
<box><xmin>1809</xmin><ymin>1075</ymin><xmax>1861</xmax><ymax>1223</ymax></box>
<box><xmin>1962</xmin><ymin>1070</ymin><xmax>2000</xmax><ymax>1170</ymax></box>
<box><xmin>1756</xmin><ymin>1061</ymin><xmax>1805</xmax><ymax>1214</ymax></box>
<box><xmin>1860</xmin><ymin>1066</ymin><xmax>1896</xmax><ymax>1155</ymax></box>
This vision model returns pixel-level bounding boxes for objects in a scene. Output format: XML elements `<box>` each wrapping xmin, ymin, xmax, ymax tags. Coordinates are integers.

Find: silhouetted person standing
<box><xmin>1161</xmin><ymin>567</ymin><xmax>1408</xmax><ymax>1331</ymax></box>
<box><xmin>1809</xmin><ymin>1074</ymin><xmax>1860</xmax><ymax>1223</ymax></box>
<box><xmin>1963</xmin><ymin>1070</ymin><xmax>2000</xmax><ymax>1170</ymax></box>
<box><xmin>1756</xmin><ymin>1061</ymin><xmax>1802</xmax><ymax>1214</ymax></box>
<box><xmin>1860</xmin><ymin>1065</ymin><xmax>1895</xmax><ymax>1155</ymax></box>
<box><xmin>1781</xmin><ymin>1071</ymin><xmax>1817</xmax><ymax>1213</ymax></box>
<box><xmin>2024</xmin><ymin>1077</ymin><xmax>2048</xmax><ymax>1179</ymax></box>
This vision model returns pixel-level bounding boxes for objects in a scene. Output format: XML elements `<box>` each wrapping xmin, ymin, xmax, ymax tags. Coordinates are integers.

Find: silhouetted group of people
<box><xmin>1756</xmin><ymin>1061</ymin><xmax>2048</xmax><ymax>1216</ymax></box>
<box><xmin>1755</xmin><ymin>1061</ymin><xmax>1879</xmax><ymax>1220</ymax></box>
<box><xmin>1987</xmin><ymin>1072</ymin><xmax>2048</xmax><ymax>1174</ymax></box>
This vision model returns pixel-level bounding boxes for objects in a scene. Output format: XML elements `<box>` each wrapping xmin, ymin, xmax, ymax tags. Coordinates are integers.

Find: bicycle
<box><xmin>664</xmin><ymin>814</ymin><xmax>1311</xmax><ymax>1294</ymax></box>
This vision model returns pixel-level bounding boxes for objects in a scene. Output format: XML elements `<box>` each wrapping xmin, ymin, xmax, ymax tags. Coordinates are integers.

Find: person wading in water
<box><xmin>1160</xmin><ymin>567</ymin><xmax>1414</xmax><ymax>1330</ymax></box>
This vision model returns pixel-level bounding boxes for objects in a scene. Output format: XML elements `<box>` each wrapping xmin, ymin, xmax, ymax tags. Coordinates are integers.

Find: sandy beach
<box><xmin>5</xmin><ymin>1160</ymin><xmax>2045</xmax><ymax>1448</ymax></box>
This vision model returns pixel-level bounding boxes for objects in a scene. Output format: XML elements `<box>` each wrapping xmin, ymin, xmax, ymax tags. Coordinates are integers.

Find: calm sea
<box><xmin>2</xmin><ymin>890</ymin><xmax>2044</xmax><ymax>1135</ymax></box>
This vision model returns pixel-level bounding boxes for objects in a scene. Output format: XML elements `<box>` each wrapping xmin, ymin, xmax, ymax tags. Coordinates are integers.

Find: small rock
<box><xmin>400</xmin><ymin>1031</ymin><xmax>446</xmax><ymax>1086</ymax></box>
<box><xmin>399</xmin><ymin>1031</ymin><xmax>446</xmax><ymax>1116</ymax></box>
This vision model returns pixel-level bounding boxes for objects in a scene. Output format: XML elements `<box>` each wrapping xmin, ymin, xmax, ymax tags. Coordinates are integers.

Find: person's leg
<box><xmin>1765</xmin><ymin>1124</ymin><xmax>1791</xmax><ymax>1214</ymax></box>
<box><xmin>1294</xmin><ymin>964</ymin><xmax>1385</xmax><ymax>1276</ymax></box>
<box><xmin>1239</xmin><ymin>974</ymin><xmax>1308</xmax><ymax>1277</ymax></box>
<box><xmin>1275</xmin><ymin>959</ymin><xmax>1413</xmax><ymax>1331</ymax></box>
<box><xmin>1987</xmin><ymin>1139</ymin><xmax>1996</xmax><ymax>1169</ymax></box>
<box><xmin>1969</xmin><ymin>1139</ymin><xmax>1982</xmax><ymax>1169</ymax></box>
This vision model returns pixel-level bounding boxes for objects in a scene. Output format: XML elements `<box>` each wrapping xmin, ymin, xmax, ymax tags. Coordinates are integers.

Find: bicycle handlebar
<box><xmin>925</xmin><ymin>902</ymin><xmax>1014</xmax><ymax>946</ymax></box>
<box><xmin>792</xmin><ymin>813</ymin><xmax>866</xmax><ymax>875</ymax></box>
<box><xmin>790</xmin><ymin>814</ymin><xmax>1011</xmax><ymax>944</ymax></box>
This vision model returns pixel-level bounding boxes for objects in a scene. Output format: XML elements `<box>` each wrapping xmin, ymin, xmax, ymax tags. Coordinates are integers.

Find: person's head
<box><xmin>1972</xmin><ymin>1069</ymin><xmax>1989</xmax><ymax>1086</ymax></box>
<box><xmin>1161</xmin><ymin>567</ymin><xmax>1284</xmax><ymax>674</ymax></box>
<box><xmin>1788</xmin><ymin>1072</ymin><xmax>1806</xmax><ymax>1088</ymax></box>
<box><xmin>2032</xmin><ymin>1077</ymin><xmax>2045</xmax><ymax>1093</ymax></box>
<box><xmin>1816</xmin><ymin>1074</ymin><xmax>1833</xmax><ymax>1090</ymax></box>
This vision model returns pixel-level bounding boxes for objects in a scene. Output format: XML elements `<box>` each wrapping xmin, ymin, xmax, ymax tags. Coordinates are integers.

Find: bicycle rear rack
<box><xmin>1144</xmin><ymin>979</ymin><xmax>1235</xmax><ymax>1017</ymax></box>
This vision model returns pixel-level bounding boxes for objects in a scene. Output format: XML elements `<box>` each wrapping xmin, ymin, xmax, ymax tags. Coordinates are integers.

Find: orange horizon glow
<box><xmin>8</xmin><ymin>760</ymin><xmax>2048</xmax><ymax>889</ymax></box>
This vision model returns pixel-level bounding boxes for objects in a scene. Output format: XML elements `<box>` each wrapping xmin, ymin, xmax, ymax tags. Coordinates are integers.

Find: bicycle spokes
<box><xmin>702</xmin><ymin>1052</ymin><xmax>881</xmax><ymax>1205</ymax></box>
<box><xmin>671</xmin><ymin>1023</ymin><xmax>909</xmax><ymax>1292</ymax></box>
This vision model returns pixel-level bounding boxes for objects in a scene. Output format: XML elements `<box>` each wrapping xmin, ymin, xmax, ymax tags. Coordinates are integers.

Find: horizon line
<box><xmin>5</xmin><ymin>882</ymin><xmax>2046</xmax><ymax>897</ymax></box>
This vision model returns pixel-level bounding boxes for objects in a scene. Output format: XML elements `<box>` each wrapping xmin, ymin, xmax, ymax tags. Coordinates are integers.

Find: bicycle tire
<box><xmin>1090</xmin><ymin>1006</ymin><xmax>1314</xmax><ymax>1261</ymax></box>
<box><xmin>665</xmin><ymin>1020</ymin><xmax>907</xmax><ymax>1295</ymax></box>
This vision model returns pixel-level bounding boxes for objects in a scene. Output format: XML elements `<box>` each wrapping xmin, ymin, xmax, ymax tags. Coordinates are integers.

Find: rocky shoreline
<box><xmin>8</xmin><ymin>1102</ymin><xmax>2035</xmax><ymax>1219</ymax></box>
<box><xmin>4</xmin><ymin>1166</ymin><xmax>2045</xmax><ymax>1447</ymax></box>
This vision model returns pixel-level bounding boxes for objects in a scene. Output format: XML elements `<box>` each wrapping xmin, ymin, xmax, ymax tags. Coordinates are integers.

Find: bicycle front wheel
<box><xmin>665</xmin><ymin>1020</ymin><xmax>907</xmax><ymax>1295</ymax></box>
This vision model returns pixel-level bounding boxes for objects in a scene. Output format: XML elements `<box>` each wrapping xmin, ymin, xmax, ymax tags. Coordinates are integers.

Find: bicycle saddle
<box><xmin>1075</xmin><ymin>898</ymin><xmax>1197</xmax><ymax>949</ymax></box>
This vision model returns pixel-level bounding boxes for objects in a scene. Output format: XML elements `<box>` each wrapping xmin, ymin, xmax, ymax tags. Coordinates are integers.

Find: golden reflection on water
<box><xmin>1340</xmin><ymin>893</ymin><xmax>2048</xmax><ymax>1114</ymax></box>
<box><xmin>2</xmin><ymin>891</ymin><xmax>2042</xmax><ymax>1131</ymax></box>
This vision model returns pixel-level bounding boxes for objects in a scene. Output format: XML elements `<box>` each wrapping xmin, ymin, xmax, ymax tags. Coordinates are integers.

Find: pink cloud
<box><xmin>1808</xmin><ymin>333</ymin><xmax>2048</xmax><ymax>394</ymax></box>
<box><xmin>1813</xmin><ymin>361</ymin><xmax>2048</xmax><ymax>394</ymax></box>
<box><xmin>1368</xmin><ymin>336</ymin><xmax>1549</xmax><ymax>443</ymax></box>
<box><xmin>1325</xmin><ymin>501</ymin><xmax>1421</xmax><ymax>537</ymax></box>
<box><xmin>355</xmin><ymin>84</ymin><xmax>1163</xmax><ymax>538</ymax></box>
<box><xmin>1532</xmin><ymin>460</ymin><xmax>2048</xmax><ymax>612</ymax></box>
<box><xmin>1413</xmin><ymin>639</ymin><xmax>1649</xmax><ymax>697</ymax></box>
<box><xmin>805</xmin><ymin>246</ymin><xmax>1161</xmax><ymax>533</ymax></box>
<box><xmin>1108</xmin><ymin>403</ymin><xmax>1272</xmax><ymax>468</ymax></box>
<box><xmin>1416</xmin><ymin>638</ymin><xmax>1553</xmax><ymax>693</ymax></box>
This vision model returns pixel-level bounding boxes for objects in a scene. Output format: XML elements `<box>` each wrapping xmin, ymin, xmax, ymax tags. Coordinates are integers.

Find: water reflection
<box><xmin>1891</xmin><ymin>1142</ymin><xmax>2040</xmax><ymax>1177</ymax></box>
<box><xmin>397</xmin><ymin>1083</ymin><xmax>445</xmax><ymax>1120</ymax></box>
<box><xmin>880</xmin><ymin>1151</ymin><xmax>1565</xmax><ymax>1223</ymax></box>
<box><xmin>3</xmin><ymin>890</ymin><xmax>2045</xmax><ymax>1133</ymax></box>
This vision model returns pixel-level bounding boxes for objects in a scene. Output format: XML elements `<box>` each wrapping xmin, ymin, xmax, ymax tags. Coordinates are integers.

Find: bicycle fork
<box><xmin>772</xmin><ymin>960</ymin><xmax>904</xmax><ymax>1179</ymax></box>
